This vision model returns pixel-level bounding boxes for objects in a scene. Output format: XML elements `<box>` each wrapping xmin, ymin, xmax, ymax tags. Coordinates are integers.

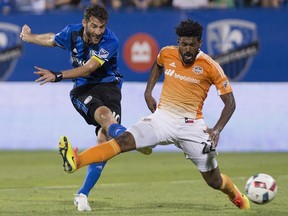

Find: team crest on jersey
<box><xmin>0</xmin><ymin>22</ymin><xmax>23</xmax><ymax>80</ymax></box>
<box><xmin>192</xmin><ymin>66</ymin><xmax>203</xmax><ymax>75</ymax></box>
<box><xmin>91</xmin><ymin>48</ymin><xmax>109</xmax><ymax>60</ymax></box>
<box><xmin>98</xmin><ymin>48</ymin><xmax>109</xmax><ymax>59</ymax></box>
<box><xmin>207</xmin><ymin>19</ymin><xmax>259</xmax><ymax>81</ymax></box>
<box><xmin>223</xmin><ymin>80</ymin><xmax>229</xmax><ymax>89</ymax></box>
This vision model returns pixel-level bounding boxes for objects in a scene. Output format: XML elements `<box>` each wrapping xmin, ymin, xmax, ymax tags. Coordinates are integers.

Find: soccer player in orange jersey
<box><xmin>59</xmin><ymin>19</ymin><xmax>250</xmax><ymax>210</ymax></box>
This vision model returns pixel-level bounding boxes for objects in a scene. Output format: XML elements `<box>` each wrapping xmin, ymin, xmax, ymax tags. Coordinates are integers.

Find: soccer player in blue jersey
<box><xmin>20</xmin><ymin>4</ymin><xmax>151</xmax><ymax>212</ymax></box>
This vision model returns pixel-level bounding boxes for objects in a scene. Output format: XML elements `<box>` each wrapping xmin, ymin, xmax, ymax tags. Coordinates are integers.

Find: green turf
<box><xmin>0</xmin><ymin>151</ymin><xmax>287</xmax><ymax>216</ymax></box>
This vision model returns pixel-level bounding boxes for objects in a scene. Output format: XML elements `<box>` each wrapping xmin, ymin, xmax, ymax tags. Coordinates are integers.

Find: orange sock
<box><xmin>220</xmin><ymin>174</ymin><xmax>238</xmax><ymax>200</ymax></box>
<box><xmin>77</xmin><ymin>139</ymin><xmax>121</xmax><ymax>169</ymax></box>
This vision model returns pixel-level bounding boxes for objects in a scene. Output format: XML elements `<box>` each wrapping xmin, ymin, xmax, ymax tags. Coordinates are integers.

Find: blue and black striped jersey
<box><xmin>54</xmin><ymin>23</ymin><xmax>122</xmax><ymax>88</ymax></box>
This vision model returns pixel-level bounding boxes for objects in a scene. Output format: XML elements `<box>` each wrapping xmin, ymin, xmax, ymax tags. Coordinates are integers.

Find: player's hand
<box><xmin>34</xmin><ymin>66</ymin><xmax>56</xmax><ymax>85</ymax></box>
<box><xmin>144</xmin><ymin>94</ymin><xmax>157</xmax><ymax>113</ymax></box>
<box><xmin>20</xmin><ymin>24</ymin><xmax>32</xmax><ymax>42</ymax></box>
<box><xmin>204</xmin><ymin>128</ymin><xmax>220</xmax><ymax>147</ymax></box>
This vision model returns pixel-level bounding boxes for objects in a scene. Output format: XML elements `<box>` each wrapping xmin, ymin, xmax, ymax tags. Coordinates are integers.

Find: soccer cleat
<box><xmin>59</xmin><ymin>136</ymin><xmax>78</xmax><ymax>173</ymax></box>
<box><xmin>230</xmin><ymin>185</ymin><xmax>250</xmax><ymax>209</ymax></box>
<box><xmin>74</xmin><ymin>193</ymin><xmax>91</xmax><ymax>212</ymax></box>
<box><xmin>136</xmin><ymin>147</ymin><xmax>153</xmax><ymax>155</ymax></box>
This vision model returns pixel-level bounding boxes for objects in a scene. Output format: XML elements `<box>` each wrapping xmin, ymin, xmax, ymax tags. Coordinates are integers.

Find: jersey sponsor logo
<box><xmin>164</xmin><ymin>69</ymin><xmax>175</xmax><ymax>76</ymax></box>
<box><xmin>174</xmin><ymin>73</ymin><xmax>200</xmax><ymax>84</ymax></box>
<box><xmin>123</xmin><ymin>33</ymin><xmax>159</xmax><ymax>73</ymax></box>
<box><xmin>0</xmin><ymin>22</ymin><xmax>23</xmax><ymax>80</ymax></box>
<box><xmin>192</xmin><ymin>66</ymin><xmax>203</xmax><ymax>74</ymax></box>
<box><xmin>165</xmin><ymin>69</ymin><xmax>200</xmax><ymax>84</ymax></box>
<box><xmin>169</xmin><ymin>62</ymin><xmax>176</xmax><ymax>68</ymax></box>
<box><xmin>207</xmin><ymin>19</ymin><xmax>259</xmax><ymax>81</ymax></box>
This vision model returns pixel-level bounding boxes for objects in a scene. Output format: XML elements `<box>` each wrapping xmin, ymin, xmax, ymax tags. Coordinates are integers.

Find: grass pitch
<box><xmin>0</xmin><ymin>151</ymin><xmax>287</xmax><ymax>216</ymax></box>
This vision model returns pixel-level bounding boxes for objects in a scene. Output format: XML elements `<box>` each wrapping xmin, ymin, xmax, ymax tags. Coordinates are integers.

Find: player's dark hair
<box><xmin>175</xmin><ymin>19</ymin><xmax>203</xmax><ymax>41</ymax></box>
<box><xmin>84</xmin><ymin>4</ymin><xmax>109</xmax><ymax>23</ymax></box>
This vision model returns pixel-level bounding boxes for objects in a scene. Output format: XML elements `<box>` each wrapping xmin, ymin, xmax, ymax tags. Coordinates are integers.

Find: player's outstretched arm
<box><xmin>20</xmin><ymin>24</ymin><xmax>56</xmax><ymax>47</ymax></box>
<box><xmin>34</xmin><ymin>58</ymin><xmax>101</xmax><ymax>85</ymax></box>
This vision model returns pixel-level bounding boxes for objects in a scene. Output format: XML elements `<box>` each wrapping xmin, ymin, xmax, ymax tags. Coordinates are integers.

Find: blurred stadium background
<box><xmin>1</xmin><ymin>0</ymin><xmax>288</xmax><ymax>152</ymax></box>
<box><xmin>1</xmin><ymin>1</ymin><xmax>288</xmax><ymax>215</ymax></box>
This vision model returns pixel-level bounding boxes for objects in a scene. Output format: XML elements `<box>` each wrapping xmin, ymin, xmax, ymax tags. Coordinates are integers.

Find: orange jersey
<box><xmin>157</xmin><ymin>46</ymin><xmax>232</xmax><ymax>119</ymax></box>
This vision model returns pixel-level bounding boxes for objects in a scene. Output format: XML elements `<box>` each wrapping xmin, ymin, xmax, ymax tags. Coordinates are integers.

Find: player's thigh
<box><xmin>100</xmin><ymin>83</ymin><xmax>122</xmax><ymax>123</ymax></box>
<box><xmin>127</xmin><ymin>110</ymin><xmax>173</xmax><ymax>148</ymax></box>
<box><xmin>179</xmin><ymin>121</ymin><xmax>218</xmax><ymax>172</ymax></box>
<box><xmin>128</xmin><ymin>120</ymin><xmax>159</xmax><ymax>149</ymax></box>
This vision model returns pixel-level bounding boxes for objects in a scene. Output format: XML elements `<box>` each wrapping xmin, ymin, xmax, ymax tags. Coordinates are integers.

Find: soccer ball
<box><xmin>245</xmin><ymin>173</ymin><xmax>278</xmax><ymax>204</ymax></box>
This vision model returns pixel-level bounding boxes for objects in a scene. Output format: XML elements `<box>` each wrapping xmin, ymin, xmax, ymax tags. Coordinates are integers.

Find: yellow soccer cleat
<box><xmin>136</xmin><ymin>147</ymin><xmax>153</xmax><ymax>155</ymax></box>
<box><xmin>230</xmin><ymin>185</ymin><xmax>250</xmax><ymax>210</ymax></box>
<box><xmin>59</xmin><ymin>136</ymin><xmax>78</xmax><ymax>173</ymax></box>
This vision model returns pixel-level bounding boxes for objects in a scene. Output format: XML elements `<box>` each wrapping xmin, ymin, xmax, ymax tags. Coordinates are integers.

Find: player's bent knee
<box><xmin>94</xmin><ymin>106</ymin><xmax>117</xmax><ymax>130</ymax></box>
<box><xmin>115</xmin><ymin>131</ymin><xmax>136</xmax><ymax>152</ymax></box>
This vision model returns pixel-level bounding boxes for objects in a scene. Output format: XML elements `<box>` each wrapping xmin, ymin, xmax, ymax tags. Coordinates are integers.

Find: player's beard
<box><xmin>180</xmin><ymin>50</ymin><xmax>199</xmax><ymax>65</ymax></box>
<box><xmin>85</xmin><ymin>29</ymin><xmax>102</xmax><ymax>45</ymax></box>
<box><xmin>181</xmin><ymin>52</ymin><xmax>195</xmax><ymax>65</ymax></box>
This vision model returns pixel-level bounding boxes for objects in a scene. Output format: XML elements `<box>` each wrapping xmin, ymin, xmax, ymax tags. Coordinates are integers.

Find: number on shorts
<box><xmin>201</xmin><ymin>141</ymin><xmax>216</xmax><ymax>154</ymax></box>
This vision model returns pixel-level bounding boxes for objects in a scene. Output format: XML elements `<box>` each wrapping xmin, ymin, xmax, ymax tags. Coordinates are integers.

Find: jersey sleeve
<box><xmin>210</xmin><ymin>61</ymin><xmax>233</xmax><ymax>95</ymax></box>
<box><xmin>156</xmin><ymin>47</ymin><xmax>166</xmax><ymax>66</ymax></box>
<box><xmin>54</xmin><ymin>25</ymin><xmax>72</xmax><ymax>50</ymax></box>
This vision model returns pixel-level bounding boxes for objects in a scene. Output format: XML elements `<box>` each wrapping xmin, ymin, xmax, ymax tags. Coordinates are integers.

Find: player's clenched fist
<box><xmin>20</xmin><ymin>24</ymin><xmax>31</xmax><ymax>42</ymax></box>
